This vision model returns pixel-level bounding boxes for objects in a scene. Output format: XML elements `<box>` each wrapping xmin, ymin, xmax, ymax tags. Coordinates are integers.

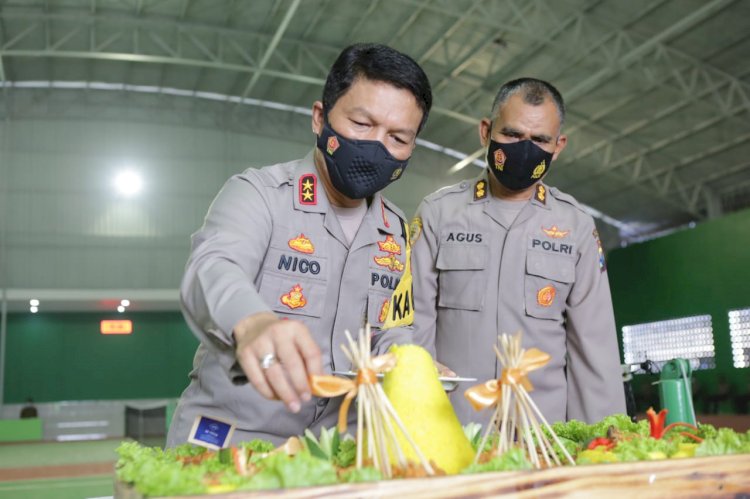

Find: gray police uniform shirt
<box><xmin>411</xmin><ymin>171</ymin><xmax>626</xmax><ymax>427</ymax></box>
<box><xmin>167</xmin><ymin>150</ymin><xmax>414</xmax><ymax>447</ymax></box>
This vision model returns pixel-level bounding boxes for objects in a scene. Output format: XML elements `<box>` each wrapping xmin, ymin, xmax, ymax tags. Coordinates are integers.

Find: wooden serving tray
<box><xmin>115</xmin><ymin>453</ymin><xmax>750</xmax><ymax>498</ymax></box>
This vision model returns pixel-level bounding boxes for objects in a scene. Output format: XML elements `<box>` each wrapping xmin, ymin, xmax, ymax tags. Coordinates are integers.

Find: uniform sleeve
<box><xmin>408</xmin><ymin>199</ymin><xmax>441</xmax><ymax>357</ymax></box>
<box><xmin>564</xmin><ymin>218</ymin><xmax>627</xmax><ymax>422</ymax></box>
<box><xmin>180</xmin><ymin>175</ymin><xmax>274</xmax><ymax>349</ymax></box>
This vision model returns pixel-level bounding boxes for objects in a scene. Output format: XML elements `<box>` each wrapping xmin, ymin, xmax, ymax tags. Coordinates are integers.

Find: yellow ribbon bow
<box><xmin>309</xmin><ymin>353</ymin><xmax>396</xmax><ymax>433</ymax></box>
<box><xmin>464</xmin><ymin>347</ymin><xmax>550</xmax><ymax>412</ymax></box>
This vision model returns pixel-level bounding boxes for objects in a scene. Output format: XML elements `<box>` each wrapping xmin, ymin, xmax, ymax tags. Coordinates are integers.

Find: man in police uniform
<box><xmin>411</xmin><ymin>78</ymin><xmax>625</xmax><ymax>426</ymax></box>
<box><xmin>167</xmin><ymin>43</ymin><xmax>429</xmax><ymax>446</ymax></box>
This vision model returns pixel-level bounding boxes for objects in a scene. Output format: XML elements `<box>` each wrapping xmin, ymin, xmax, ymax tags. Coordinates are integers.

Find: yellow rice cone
<box><xmin>382</xmin><ymin>344</ymin><xmax>474</xmax><ymax>474</ymax></box>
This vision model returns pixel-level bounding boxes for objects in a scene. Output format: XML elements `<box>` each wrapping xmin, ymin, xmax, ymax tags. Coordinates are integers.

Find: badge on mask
<box><xmin>317</xmin><ymin>123</ymin><xmax>409</xmax><ymax>199</ymax></box>
<box><xmin>486</xmin><ymin>139</ymin><xmax>554</xmax><ymax>191</ymax></box>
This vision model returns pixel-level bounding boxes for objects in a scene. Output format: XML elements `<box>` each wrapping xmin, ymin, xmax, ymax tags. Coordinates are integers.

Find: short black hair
<box><xmin>491</xmin><ymin>77</ymin><xmax>566</xmax><ymax>126</ymax></box>
<box><xmin>322</xmin><ymin>43</ymin><xmax>432</xmax><ymax>134</ymax></box>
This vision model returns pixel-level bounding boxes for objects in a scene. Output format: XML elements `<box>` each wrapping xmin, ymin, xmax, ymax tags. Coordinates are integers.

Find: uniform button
<box><xmin>460</xmin><ymin>182</ymin><xmax>467</xmax><ymax>188</ymax></box>
<box><xmin>316</xmin><ymin>399</ymin><xmax>327</xmax><ymax>407</ymax></box>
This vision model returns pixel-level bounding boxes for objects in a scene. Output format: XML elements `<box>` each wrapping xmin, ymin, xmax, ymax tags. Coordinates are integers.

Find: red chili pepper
<box><xmin>587</xmin><ymin>437</ymin><xmax>615</xmax><ymax>450</ymax></box>
<box><xmin>646</xmin><ymin>407</ymin><xmax>703</xmax><ymax>442</ymax></box>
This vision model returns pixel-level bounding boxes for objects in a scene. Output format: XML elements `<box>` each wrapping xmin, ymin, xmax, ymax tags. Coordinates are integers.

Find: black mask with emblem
<box><xmin>486</xmin><ymin>138</ymin><xmax>554</xmax><ymax>191</ymax></box>
<box><xmin>316</xmin><ymin>122</ymin><xmax>409</xmax><ymax>199</ymax></box>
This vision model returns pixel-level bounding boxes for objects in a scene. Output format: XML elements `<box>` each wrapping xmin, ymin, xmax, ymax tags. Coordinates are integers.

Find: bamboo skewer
<box><xmin>469</xmin><ymin>332</ymin><xmax>576</xmax><ymax>469</ymax></box>
<box><xmin>333</xmin><ymin>325</ymin><xmax>433</xmax><ymax>478</ymax></box>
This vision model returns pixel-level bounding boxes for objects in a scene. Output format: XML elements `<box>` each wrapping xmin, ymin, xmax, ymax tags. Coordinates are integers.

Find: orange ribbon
<box><xmin>464</xmin><ymin>347</ymin><xmax>550</xmax><ymax>412</ymax></box>
<box><xmin>309</xmin><ymin>353</ymin><xmax>396</xmax><ymax>433</ymax></box>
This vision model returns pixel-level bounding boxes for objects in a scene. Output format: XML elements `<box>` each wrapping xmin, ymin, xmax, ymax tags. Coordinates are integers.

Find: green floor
<box><xmin>0</xmin><ymin>437</ymin><xmax>164</xmax><ymax>499</ymax></box>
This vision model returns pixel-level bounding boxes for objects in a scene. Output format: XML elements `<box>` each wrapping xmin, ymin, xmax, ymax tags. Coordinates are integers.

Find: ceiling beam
<box><xmin>235</xmin><ymin>0</ymin><xmax>301</xmax><ymax>103</ymax></box>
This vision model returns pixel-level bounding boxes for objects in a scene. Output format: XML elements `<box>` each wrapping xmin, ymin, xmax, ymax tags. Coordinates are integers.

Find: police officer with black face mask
<box><xmin>167</xmin><ymin>43</ymin><xmax>431</xmax><ymax>447</ymax></box>
<box><xmin>410</xmin><ymin>78</ymin><xmax>626</xmax><ymax>428</ymax></box>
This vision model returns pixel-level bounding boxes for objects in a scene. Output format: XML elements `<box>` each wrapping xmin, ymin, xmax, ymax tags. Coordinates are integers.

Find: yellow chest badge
<box><xmin>537</xmin><ymin>285</ymin><xmax>556</xmax><ymax>307</ymax></box>
<box><xmin>377</xmin><ymin>235</ymin><xmax>402</xmax><ymax>255</ymax></box>
<box><xmin>373</xmin><ymin>253</ymin><xmax>404</xmax><ymax>272</ymax></box>
<box><xmin>288</xmin><ymin>233</ymin><xmax>314</xmax><ymax>254</ymax></box>
<box><xmin>374</xmin><ymin>235</ymin><xmax>404</xmax><ymax>272</ymax></box>
<box><xmin>280</xmin><ymin>284</ymin><xmax>307</xmax><ymax>309</ymax></box>
<box><xmin>542</xmin><ymin>225</ymin><xmax>569</xmax><ymax>239</ymax></box>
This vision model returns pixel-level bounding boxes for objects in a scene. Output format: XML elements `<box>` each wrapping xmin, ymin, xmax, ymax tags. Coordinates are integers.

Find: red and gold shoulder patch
<box><xmin>542</xmin><ymin>225</ymin><xmax>569</xmax><ymax>239</ymax></box>
<box><xmin>280</xmin><ymin>284</ymin><xmax>306</xmax><ymax>309</ymax></box>
<box><xmin>534</xmin><ymin>184</ymin><xmax>547</xmax><ymax>205</ymax></box>
<box><xmin>537</xmin><ymin>285</ymin><xmax>556</xmax><ymax>307</ymax></box>
<box><xmin>299</xmin><ymin>174</ymin><xmax>316</xmax><ymax>205</ymax></box>
<box><xmin>474</xmin><ymin>179</ymin><xmax>487</xmax><ymax>201</ymax></box>
<box><xmin>288</xmin><ymin>233</ymin><xmax>314</xmax><ymax>254</ymax></box>
<box><xmin>326</xmin><ymin>136</ymin><xmax>339</xmax><ymax>155</ymax></box>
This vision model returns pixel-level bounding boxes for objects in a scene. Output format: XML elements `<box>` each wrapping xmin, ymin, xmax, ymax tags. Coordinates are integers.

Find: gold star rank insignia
<box><xmin>299</xmin><ymin>174</ymin><xmax>317</xmax><ymax>205</ymax></box>
<box><xmin>474</xmin><ymin>179</ymin><xmax>487</xmax><ymax>201</ymax></box>
<box><xmin>534</xmin><ymin>184</ymin><xmax>547</xmax><ymax>205</ymax></box>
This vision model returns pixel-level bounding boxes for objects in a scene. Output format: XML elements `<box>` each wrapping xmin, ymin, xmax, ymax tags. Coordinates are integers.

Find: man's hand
<box><xmin>233</xmin><ymin>312</ymin><xmax>323</xmax><ymax>413</ymax></box>
<box><xmin>435</xmin><ymin>360</ymin><xmax>456</xmax><ymax>378</ymax></box>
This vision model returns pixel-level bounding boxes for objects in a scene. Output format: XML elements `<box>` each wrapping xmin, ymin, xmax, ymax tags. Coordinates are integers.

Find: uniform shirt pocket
<box><xmin>524</xmin><ymin>251</ymin><xmax>576</xmax><ymax>320</ymax></box>
<box><xmin>259</xmin><ymin>272</ymin><xmax>326</xmax><ymax>318</ymax></box>
<box><xmin>436</xmin><ymin>243</ymin><xmax>489</xmax><ymax>311</ymax></box>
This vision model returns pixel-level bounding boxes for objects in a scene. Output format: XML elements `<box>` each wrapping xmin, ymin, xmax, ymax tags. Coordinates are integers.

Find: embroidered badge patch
<box><xmin>288</xmin><ymin>233</ymin><xmax>314</xmax><ymax>254</ymax></box>
<box><xmin>377</xmin><ymin>235</ymin><xmax>402</xmax><ymax>254</ymax></box>
<box><xmin>593</xmin><ymin>229</ymin><xmax>606</xmax><ymax>272</ymax></box>
<box><xmin>378</xmin><ymin>299</ymin><xmax>389</xmax><ymax>324</ymax></box>
<box><xmin>409</xmin><ymin>217</ymin><xmax>422</xmax><ymax>244</ymax></box>
<box><xmin>534</xmin><ymin>184</ymin><xmax>547</xmax><ymax>204</ymax></box>
<box><xmin>299</xmin><ymin>174</ymin><xmax>316</xmax><ymax>205</ymax></box>
<box><xmin>474</xmin><ymin>179</ymin><xmax>487</xmax><ymax>201</ymax></box>
<box><xmin>494</xmin><ymin>148</ymin><xmax>506</xmax><ymax>171</ymax></box>
<box><xmin>542</xmin><ymin>225</ymin><xmax>569</xmax><ymax>239</ymax></box>
<box><xmin>280</xmin><ymin>284</ymin><xmax>307</xmax><ymax>309</ymax></box>
<box><xmin>390</xmin><ymin>167</ymin><xmax>403</xmax><ymax>180</ymax></box>
<box><xmin>537</xmin><ymin>285</ymin><xmax>556</xmax><ymax>307</ymax></box>
<box><xmin>188</xmin><ymin>415</ymin><xmax>235</xmax><ymax>450</ymax></box>
<box><xmin>374</xmin><ymin>235</ymin><xmax>404</xmax><ymax>272</ymax></box>
<box><xmin>326</xmin><ymin>136</ymin><xmax>339</xmax><ymax>155</ymax></box>
<box><xmin>373</xmin><ymin>254</ymin><xmax>404</xmax><ymax>272</ymax></box>
<box><xmin>531</xmin><ymin>160</ymin><xmax>547</xmax><ymax>179</ymax></box>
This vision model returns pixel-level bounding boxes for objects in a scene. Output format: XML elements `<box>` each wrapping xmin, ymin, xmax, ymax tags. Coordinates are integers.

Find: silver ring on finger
<box><xmin>260</xmin><ymin>352</ymin><xmax>277</xmax><ymax>370</ymax></box>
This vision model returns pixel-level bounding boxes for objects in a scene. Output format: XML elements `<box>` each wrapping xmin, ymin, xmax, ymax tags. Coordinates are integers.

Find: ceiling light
<box><xmin>30</xmin><ymin>299</ymin><xmax>40</xmax><ymax>306</ymax></box>
<box><xmin>30</xmin><ymin>306</ymin><xmax>38</xmax><ymax>313</ymax></box>
<box><xmin>121</xmin><ymin>299</ymin><xmax>130</xmax><ymax>307</ymax></box>
<box><xmin>114</xmin><ymin>170</ymin><xmax>143</xmax><ymax>197</ymax></box>
<box><xmin>117</xmin><ymin>305</ymin><xmax>126</xmax><ymax>313</ymax></box>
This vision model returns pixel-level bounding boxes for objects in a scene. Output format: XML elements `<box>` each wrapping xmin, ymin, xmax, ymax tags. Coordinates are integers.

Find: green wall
<box><xmin>608</xmin><ymin>208</ymin><xmax>750</xmax><ymax>409</ymax></box>
<box><xmin>4</xmin><ymin>311</ymin><xmax>199</xmax><ymax>403</ymax></box>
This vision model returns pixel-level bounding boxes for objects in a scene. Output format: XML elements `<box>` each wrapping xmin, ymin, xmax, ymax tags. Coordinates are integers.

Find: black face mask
<box><xmin>316</xmin><ymin>122</ymin><xmax>409</xmax><ymax>199</ymax></box>
<box><xmin>486</xmin><ymin>138</ymin><xmax>554</xmax><ymax>191</ymax></box>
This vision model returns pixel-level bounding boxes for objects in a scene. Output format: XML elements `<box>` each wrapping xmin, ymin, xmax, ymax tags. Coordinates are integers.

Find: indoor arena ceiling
<box><xmin>1</xmin><ymin>0</ymin><xmax>748</xmax><ymax>245</ymax></box>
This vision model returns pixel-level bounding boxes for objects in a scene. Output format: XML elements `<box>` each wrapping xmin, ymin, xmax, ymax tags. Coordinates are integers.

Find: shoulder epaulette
<box><xmin>549</xmin><ymin>186</ymin><xmax>586</xmax><ymax>213</ymax></box>
<box><xmin>424</xmin><ymin>179</ymin><xmax>472</xmax><ymax>203</ymax></box>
